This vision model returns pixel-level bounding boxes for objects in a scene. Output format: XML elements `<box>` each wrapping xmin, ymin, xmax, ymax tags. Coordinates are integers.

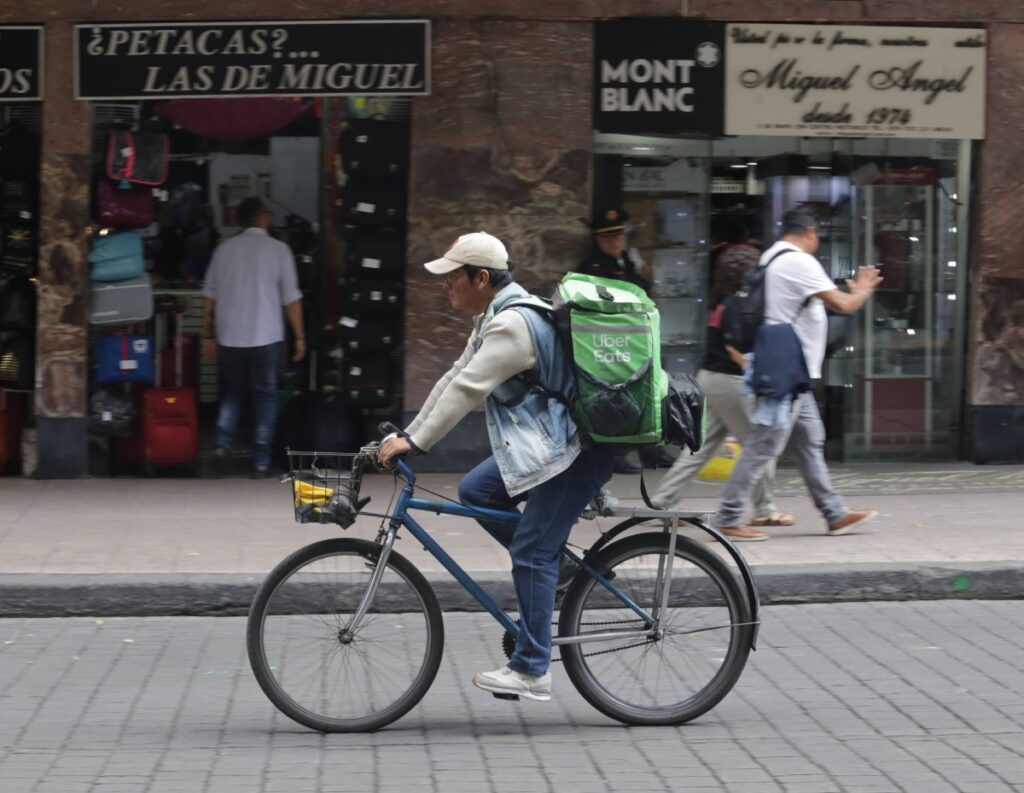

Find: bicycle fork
<box><xmin>341</xmin><ymin>524</ymin><xmax>399</xmax><ymax>639</ymax></box>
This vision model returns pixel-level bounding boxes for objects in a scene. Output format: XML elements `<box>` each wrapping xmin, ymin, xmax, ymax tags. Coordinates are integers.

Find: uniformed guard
<box><xmin>576</xmin><ymin>208</ymin><xmax>652</xmax><ymax>294</ymax></box>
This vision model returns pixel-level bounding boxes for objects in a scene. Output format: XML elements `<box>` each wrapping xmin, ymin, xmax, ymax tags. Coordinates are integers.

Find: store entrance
<box><xmin>594</xmin><ymin>134</ymin><xmax>972</xmax><ymax>461</ymax></box>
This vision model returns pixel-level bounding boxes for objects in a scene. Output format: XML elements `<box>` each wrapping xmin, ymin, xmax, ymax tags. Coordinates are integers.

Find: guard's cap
<box><xmin>586</xmin><ymin>208</ymin><xmax>629</xmax><ymax>236</ymax></box>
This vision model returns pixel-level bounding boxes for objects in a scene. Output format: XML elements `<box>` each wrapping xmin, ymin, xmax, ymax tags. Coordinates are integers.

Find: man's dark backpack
<box><xmin>720</xmin><ymin>248</ymin><xmax>791</xmax><ymax>354</ymax></box>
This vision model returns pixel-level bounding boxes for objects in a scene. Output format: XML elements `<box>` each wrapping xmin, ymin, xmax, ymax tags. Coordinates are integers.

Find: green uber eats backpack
<box><xmin>507</xmin><ymin>273</ymin><xmax>707</xmax><ymax>454</ymax></box>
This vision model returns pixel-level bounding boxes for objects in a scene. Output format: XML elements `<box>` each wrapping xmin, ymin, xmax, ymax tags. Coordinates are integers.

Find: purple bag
<box><xmin>95</xmin><ymin>179</ymin><xmax>155</xmax><ymax>229</ymax></box>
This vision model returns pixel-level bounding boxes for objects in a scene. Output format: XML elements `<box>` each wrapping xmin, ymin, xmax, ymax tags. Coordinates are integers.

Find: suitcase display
<box><xmin>343</xmin><ymin>279</ymin><xmax>402</xmax><ymax>314</ymax></box>
<box><xmin>339</xmin><ymin>119</ymin><xmax>408</xmax><ymax>179</ymax></box>
<box><xmin>338</xmin><ymin>316</ymin><xmax>399</xmax><ymax>352</ymax></box>
<box><xmin>158</xmin><ymin>329</ymin><xmax>199</xmax><ymax>390</ymax></box>
<box><xmin>338</xmin><ymin>179</ymin><xmax>406</xmax><ymax>227</ymax></box>
<box><xmin>143</xmin><ymin>387</ymin><xmax>197</xmax><ymax>467</ymax></box>
<box><xmin>143</xmin><ymin>311</ymin><xmax>198</xmax><ymax>471</ymax></box>
<box><xmin>89</xmin><ymin>273</ymin><xmax>154</xmax><ymax>325</ymax></box>
<box><xmin>343</xmin><ymin>357</ymin><xmax>397</xmax><ymax>406</ymax></box>
<box><xmin>94</xmin><ymin>333</ymin><xmax>155</xmax><ymax>385</ymax></box>
<box><xmin>347</xmin><ymin>231</ymin><xmax>404</xmax><ymax>276</ymax></box>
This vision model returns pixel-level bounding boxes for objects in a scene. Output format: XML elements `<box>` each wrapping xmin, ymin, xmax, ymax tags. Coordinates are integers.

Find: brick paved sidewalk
<box><xmin>1</xmin><ymin>602</ymin><xmax>1022</xmax><ymax>793</ymax></box>
<box><xmin>1</xmin><ymin>463</ymin><xmax>1022</xmax><ymax>614</ymax></box>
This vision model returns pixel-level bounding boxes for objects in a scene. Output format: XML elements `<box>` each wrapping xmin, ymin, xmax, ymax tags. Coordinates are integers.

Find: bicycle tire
<box><xmin>247</xmin><ymin>537</ymin><xmax>444</xmax><ymax>733</ymax></box>
<box><xmin>559</xmin><ymin>531</ymin><xmax>753</xmax><ymax>726</ymax></box>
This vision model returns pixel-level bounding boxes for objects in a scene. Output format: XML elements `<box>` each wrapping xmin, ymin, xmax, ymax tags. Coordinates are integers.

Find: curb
<box><xmin>0</xmin><ymin>563</ymin><xmax>1021</xmax><ymax>617</ymax></box>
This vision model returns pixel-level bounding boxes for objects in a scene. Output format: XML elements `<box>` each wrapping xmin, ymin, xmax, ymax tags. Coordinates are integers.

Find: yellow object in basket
<box><xmin>698</xmin><ymin>439</ymin><xmax>741</xmax><ymax>481</ymax></box>
<box><xmin>293</xmin><ymin>480</ymin><xmax>334</xmax><ymax>507</ymax></box>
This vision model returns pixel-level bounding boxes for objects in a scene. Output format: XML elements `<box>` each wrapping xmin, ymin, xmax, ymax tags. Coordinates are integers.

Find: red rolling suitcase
<box><xmin>143</xmin><ymin>313</ymin><xmax>198</xmax><ymax>472</ymax></box>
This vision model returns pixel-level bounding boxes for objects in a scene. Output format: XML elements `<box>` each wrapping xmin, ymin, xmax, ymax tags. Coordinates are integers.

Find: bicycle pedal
<box><xmin>491</xmin><ymin>692</ymin><xmax>520</xmax><ymax>701</ymax></box>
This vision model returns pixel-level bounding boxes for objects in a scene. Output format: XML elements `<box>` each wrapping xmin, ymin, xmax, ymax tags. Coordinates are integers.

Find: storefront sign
<box><xmin>725</xmin><ymin>24</ymin><xmax>985</xmax><ymax>139</ymax></box>
<box><xmin>594</xmin><ymin>20</ymin><xmax>725</xmax><ymax>135</ymax></box>
<box><xmin>0</xmin><ymin>27</ymin><xmax>43</xmax><ymax>101</ymax></box>
<box><xmin>75</xmin><ymin>21</ymin><xmax>429</xmax><ymax>99</ymax></box>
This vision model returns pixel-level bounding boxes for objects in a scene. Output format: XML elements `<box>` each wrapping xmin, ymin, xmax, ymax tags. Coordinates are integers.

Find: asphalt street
<box><xmin>1</xmin><ymin>601</ymin><xmax>1022</xmax><ymax>793</ymax></box>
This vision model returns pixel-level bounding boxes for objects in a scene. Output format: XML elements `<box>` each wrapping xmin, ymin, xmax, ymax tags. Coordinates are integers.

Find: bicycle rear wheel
<box><xmin>559</xmin><ymin>531</ymin><xmax>753</xmax><ymax>726</ymax></box>
<box><xmin>247</xmin><ymin>537</ymin><xmax>444</xmax><ymax>732</ymax></box>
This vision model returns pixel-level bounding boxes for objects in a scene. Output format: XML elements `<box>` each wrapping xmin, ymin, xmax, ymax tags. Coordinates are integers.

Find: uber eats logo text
<box><xmin>593</xmin><ymin>333</ymin><xmax>632</xmax><ymax>363</ymax></box>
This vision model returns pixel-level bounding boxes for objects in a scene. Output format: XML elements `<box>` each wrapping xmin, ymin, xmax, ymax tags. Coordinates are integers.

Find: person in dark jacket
<box><xmin>576</xmin><ymin>207</ymin><xmax>671</xmax><ymax>473</ymax></box>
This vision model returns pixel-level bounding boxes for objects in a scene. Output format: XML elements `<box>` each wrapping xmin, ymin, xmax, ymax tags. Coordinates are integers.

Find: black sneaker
<box><xmin>250</xmin><ymin>464</ymin><xmax>274</xmax><ymax>479</ymax></box>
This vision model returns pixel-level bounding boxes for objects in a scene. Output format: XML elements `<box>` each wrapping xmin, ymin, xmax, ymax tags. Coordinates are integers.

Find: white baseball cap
<box><xmin>424</xmin><ymin>231</ymin><xmax>509</xmax><ymax>274</ymax></box>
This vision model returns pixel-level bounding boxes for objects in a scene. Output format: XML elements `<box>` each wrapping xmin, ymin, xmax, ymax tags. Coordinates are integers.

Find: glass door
<box><xmin>843</xmin><ymin>147</ymin><xmax>968</xmax><ymax>460</ymax></box>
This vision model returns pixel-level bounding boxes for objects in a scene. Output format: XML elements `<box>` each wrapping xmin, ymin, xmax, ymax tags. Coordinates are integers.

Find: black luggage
<box><xmin>343</xmin><ymin>357</ymin><xmax>397</xmax><ymax>407</ymax></box>
<box><xmin>343</xmin><ymin>279</ymin><xmax>402</xmax><ymax>314</ymax></box>
<box><xmin>0</xmin><ymin>273</ymin><xmax>35</xmax><ymax>331</ymax></box>
<box><xmin>338</xmin><ymin>316</ymin><xmax>399</xmax><ymax>353</ymax></box>
<box><xmin>339</xmin><ymin>179</ymin><xmax>406</xmax><ymax>227</ymax></box>
<box><xmin>347</xmin><ymin>231</ymin><xmax>404</xmax><ymax>276</ymax></box>
<box><xmin>339</xmin><ymin>119</ymin><xmax>408</xmax><ymax>179</ymax></box>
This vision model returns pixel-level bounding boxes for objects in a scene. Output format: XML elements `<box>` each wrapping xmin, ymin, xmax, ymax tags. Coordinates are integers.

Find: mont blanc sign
<box><xmin>75</xmin><ymin>21</ymin><xmax>429</xmax><ymax>99</ymax></box>
<box><xmin>595</xmin><ymin>20</ymin><xmax>725</xmax><ymax>135</ymax></box>
<box><xmin>725</xmin><ymin>24</ymin><xmax>985</xmax><ymax>139</ymax></box>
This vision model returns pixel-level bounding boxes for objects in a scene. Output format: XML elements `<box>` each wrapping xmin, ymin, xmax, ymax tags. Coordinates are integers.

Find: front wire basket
<box><xmin>286</xmin><ymin>448</ymin><xmax>372</xmax><ymax>526</ymax></box>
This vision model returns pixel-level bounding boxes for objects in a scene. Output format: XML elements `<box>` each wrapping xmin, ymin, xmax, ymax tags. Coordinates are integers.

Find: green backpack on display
<box><xmin>507</xmin><ymin>273</ymin><xmax>707</xmax><ymax>452</ymax></box>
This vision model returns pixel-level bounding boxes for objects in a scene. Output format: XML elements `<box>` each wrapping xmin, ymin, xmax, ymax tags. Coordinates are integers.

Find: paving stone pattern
<box><xmin>0</xmin><ymin>602</ymin><xmax>1022</xmax><ymax>793</ymax></box>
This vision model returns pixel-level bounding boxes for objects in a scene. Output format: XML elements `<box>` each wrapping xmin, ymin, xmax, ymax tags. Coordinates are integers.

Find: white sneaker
<box><xmin>472</xmin><ymin>665</ymin><xmax>552</xmax><ymax>702</ymax></box>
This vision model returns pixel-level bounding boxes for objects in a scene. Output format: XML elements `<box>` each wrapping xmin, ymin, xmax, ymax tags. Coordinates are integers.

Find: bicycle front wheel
<box><xmin>559</xmin><ymin>531</ymin><xmax>753</xmax><ymax>726</ymax></box>
<box><xmin>247</xmin><ymin>537</ymin><xmax>444</xmax><ymax>733</ymax></box>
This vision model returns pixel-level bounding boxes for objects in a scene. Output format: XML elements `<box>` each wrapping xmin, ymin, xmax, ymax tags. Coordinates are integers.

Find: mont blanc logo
<box><xmin>696</xmin><ymin>41</ymin><xmax>721</xmax><ymax>69</ymax></box>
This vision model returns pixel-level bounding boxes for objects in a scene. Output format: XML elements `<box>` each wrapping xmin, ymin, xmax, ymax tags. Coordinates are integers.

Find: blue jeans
<box><xmin>713</xmin><ymin>392</ymin><xmax>847</xmax><ymax>529</ymax></box>
<box><xmin>458</xmin><ymin>447</ymin><xmax>614</xmax><ymax>677</ymax></box>
<box><xmin>215</xmin><ymin>342</ymin><xmax>283</xmax><ymax>468</ymax></box>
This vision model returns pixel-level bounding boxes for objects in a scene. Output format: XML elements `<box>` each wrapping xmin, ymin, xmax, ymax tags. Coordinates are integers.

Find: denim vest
<box><xmin>477</xmin><ymin>283</ymin><xmax>581</xmax><ymax>496</ymax></box>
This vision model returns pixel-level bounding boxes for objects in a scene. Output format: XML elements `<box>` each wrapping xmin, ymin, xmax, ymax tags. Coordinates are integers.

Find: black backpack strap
<box><xmin>761</xmin><ymin>246</ymin><xmax>810</xmax><ymax>323</ymax></box>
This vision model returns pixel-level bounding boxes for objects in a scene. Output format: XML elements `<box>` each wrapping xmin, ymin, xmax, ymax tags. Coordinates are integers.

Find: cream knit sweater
<box><xmin>406</xmin><ymin>310</ymin><xmax>536</xmax><ymax>453</ymax></box>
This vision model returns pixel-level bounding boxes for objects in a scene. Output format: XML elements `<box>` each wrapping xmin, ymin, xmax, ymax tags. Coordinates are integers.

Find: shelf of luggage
<box><xmin>86</xmin><ymin>126</ymin><xmax>201</xmax><ymax>477</ymax></box>
<box><xmin>335</xmin><ymin>118</ymin><xmax>409</xmax><ymax>447</ymax></box>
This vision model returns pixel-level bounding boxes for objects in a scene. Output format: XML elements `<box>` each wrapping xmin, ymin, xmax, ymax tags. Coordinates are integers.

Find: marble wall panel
<box><xmin>36</xmin><ymin>22</ymin><xmax>91</xmax><ymax>420</ymax></box>
<box><xmin>971</xmin><ymin>277</ymin><xmax>1024</xmax><ymax>406</ymax></box>
<box><xmin>404</xmin><ymin>20</ymin><xmax>593</xmax><ymax>410</ymax></box>
<box><xmin>971</xmin><ymin>24</ymin><xmax>1024</xmax><ymax>405</ymax></box>
<box><xmin>36</xmin><ymin>155</ymin><xmax>90</xmax><ymax>419</ymax></box>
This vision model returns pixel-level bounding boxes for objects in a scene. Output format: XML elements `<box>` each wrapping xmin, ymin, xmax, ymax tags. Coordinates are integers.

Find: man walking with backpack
<box><xmin>379</xmin><ymin>231</ymin><xmax>615</xmax><ymax>702</ymax></box>
<box><xmin>711</xmin><ymin>207</ymin><xmax>883</xmax><ymax>541</ymax></box>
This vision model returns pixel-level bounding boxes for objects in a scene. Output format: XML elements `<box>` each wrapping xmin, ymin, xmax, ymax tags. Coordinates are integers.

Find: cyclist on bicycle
<box><xmin>379</xmin><ymin>231</ymin><xmax>614</xmax><ymax>702</ymax></box>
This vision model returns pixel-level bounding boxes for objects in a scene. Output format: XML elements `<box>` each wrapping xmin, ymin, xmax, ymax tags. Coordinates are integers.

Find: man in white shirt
<box><xmin>711</xmin><ymin>207</ymin><xmax>883</xmax><ymax>541</ymax></box>
<box><xmin>202</xmin><ymin>197</ymin><xmax>305</xmax><ymax>477</ymax></box>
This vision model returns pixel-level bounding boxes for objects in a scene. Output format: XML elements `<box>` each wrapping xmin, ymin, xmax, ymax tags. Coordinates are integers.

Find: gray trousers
<box><xmin>712</xmin><ymin>392</ymin><xmax>848</xmax><ymax>529</ymax></box>
<box><xmin>652</xmin><ymin>369</ymin><xmax>777</xmax><ymax>516</ymax></box>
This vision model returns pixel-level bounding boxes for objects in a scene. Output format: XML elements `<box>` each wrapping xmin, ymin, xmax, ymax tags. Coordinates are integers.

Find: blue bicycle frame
<box><xmin>384</xmin><ymin>460</ymin><xmax>655</xmax><ymax>643</ymax></box>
